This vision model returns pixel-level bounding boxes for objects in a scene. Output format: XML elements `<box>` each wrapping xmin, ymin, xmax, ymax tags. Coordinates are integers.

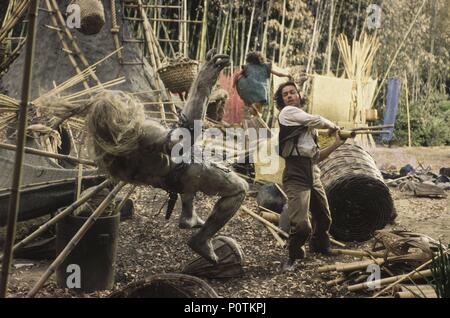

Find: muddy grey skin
<box><xmin>87</xmin><ymin>49</ymin><xmax>248</xmax><ymax>264</ymax></box>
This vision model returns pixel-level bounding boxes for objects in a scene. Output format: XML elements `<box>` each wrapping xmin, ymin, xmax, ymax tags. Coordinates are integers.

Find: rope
<box><xmin>110</xmin><ymin>0</ymin><xmax>123</xmax><ymax>62</ymax></box>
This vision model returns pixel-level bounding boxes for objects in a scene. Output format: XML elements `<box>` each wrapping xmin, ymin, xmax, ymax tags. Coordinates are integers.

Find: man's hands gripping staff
<box><xmin>318</xmin><ymin>125</ymin><xmax>347</xmax><ymax>162</ymax></box>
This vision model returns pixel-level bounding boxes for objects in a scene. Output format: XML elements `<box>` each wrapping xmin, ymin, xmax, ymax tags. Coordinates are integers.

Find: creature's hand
<box><xmin>197</xmin><ymin>49</ymin><xmax>231</xmax><ymax>86</ymax></box>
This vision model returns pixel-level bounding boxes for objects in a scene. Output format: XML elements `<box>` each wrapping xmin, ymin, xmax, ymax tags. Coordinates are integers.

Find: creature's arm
<box><xmin>180</xmin><ymin>49</ymin><xmax>230</xmax><ymax>131</ymax></box>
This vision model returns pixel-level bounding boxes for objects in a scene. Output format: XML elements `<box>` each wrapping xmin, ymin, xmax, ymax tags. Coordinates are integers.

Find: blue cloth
<box><xmin>236</xmin><ymin>63</ymin><xmax>270</xmax><ymax>105</ymax></box>
<box><xmin>382</xmin><ymin>78</ymin><xmax>401</xmax><ymax>142</ymax></box>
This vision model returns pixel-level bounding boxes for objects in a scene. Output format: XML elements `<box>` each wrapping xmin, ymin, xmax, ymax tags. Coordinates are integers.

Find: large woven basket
<box><xmin>157</xmin><ymin>61</ymin><xmax>199</xmax><ymax>94</ymax></box>
<box><xmin>318</xmin><ymin>144</ymin><xmax>395</xmax><ymax>242</ymax></box>
<box><xmin>71</xmin><ymin>0</ymin><xmax>105</xmax><ymax>35</ymax></box>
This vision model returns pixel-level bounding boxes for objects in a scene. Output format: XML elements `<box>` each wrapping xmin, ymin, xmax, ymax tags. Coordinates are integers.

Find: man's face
<box><xmin>281</xmin><ymin>85</ymin><xmax>301</xmax><ymax>107</ymax></box>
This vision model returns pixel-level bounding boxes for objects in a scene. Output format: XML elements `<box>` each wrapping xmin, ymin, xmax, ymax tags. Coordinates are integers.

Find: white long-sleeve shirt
<box><xmin>278</xmin><ymin>106</ymin><xmax>336</xmax><ymax>159</ymax></box>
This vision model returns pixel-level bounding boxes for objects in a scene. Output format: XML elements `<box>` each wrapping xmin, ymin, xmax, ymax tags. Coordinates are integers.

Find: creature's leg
<box><xmin>179</xmin><ymin>192</ymin><xmax>205</xmax><ymax>229</ymax></box>
<box><xmin>182</xmin><ymin>165</ymin><xmax>248</xmax><ymax>264</ymax></box>
<box><xmin>188</xmin><ymin>191</ymin><xmax>246</xmax><ymax>264</ymax></box>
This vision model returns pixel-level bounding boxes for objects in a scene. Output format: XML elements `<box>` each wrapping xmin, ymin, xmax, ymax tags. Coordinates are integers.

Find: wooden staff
<box><xmin>326</xmin><ymin>275</ymin><xmax>346</xmax><ymax>286</ymax></box>
<box><xmin>266</xmin><ymin>225</ymin><xmax>286</xmax><ymax>248</ymax></box>
<box><xmin>27</xmin><ymin>181</ymin><xmax>126</xmax><ymax>298</ymax></box>
<box><xmin>0</xmin><ymin>179</ymin><xmax>111</xmax><ymax>263</ymax></box>
<box><xmin>0</xmin><ymin>175</ymin><xmax>104</xmax><ymax>193</ymax></box>
<box><xmin>395</xmin><ymin>285</ymin><xmax>437</xmax><ymax>298</ymax></box>
<box><xmin>348</xmin><ymin>269</ymin><xmax>432</xmax><ymax>292</ymax></box>
<box><xmin>0</xmin><ymin>142</ymin><xmax>96</xmax><ymax>166</ymax></box>
<box><xmin>0</xmin><ymin>0</ymin><xmax>40</xmax><ymax>298</ymax></box>
<box><xmin>372</xmin><ymin>248</ymin><xmax>449</xmax><ymax>298</ymax></box>
<box><xmin>330</xmin><ymin>249</ymin><xmax>386</xmax><ymax>258</ymax></box>
<box><xmin>241</xmin><ymin>206</ymin><xmax>289</xmax><ymax>239</ymax></box>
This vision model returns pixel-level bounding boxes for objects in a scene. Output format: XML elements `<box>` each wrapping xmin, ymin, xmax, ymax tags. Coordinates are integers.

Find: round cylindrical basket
<box><xmin>157</xmin><ymin>61</ymin><xmax>199</xmax><ymax>94</ymax></box>
<box><xmin>318</xmin><ymin>144</ymin><xmax>395</xmax><ymax>242</ymax></box>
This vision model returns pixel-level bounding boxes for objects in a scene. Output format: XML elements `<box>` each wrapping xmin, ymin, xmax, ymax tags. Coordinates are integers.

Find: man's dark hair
<box><xmin>245</xmin><ymin>51</ymin><xmax>265</xmax><ymax>65</ymax></box>
<box><xmin>274</xmin><ymin>81</ymin><xmax>302</xmax><ymax>110</ymax></box>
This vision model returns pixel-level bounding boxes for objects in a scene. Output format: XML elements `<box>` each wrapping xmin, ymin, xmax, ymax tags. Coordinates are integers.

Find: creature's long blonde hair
<box><xmin>86</xmin><ymin>90</ymin><xmax>145</xmax><ymax>161</ymax></box>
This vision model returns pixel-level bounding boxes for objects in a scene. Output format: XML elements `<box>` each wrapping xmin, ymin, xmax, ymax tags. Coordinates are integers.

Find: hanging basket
<box><xmin>70</xmin><ymin>0</ymin><xmax>105</xmax><ymax>35</ymax></box>
<box><xmin>157</xmin><ymin>60</ymin><xmax>199</xmax><ymax>94</ymax></box>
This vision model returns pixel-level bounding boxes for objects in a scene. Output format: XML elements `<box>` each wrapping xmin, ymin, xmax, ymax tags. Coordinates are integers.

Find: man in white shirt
<box><xmin>275</xmin><ymin>81</ymin><xmax>346</xmax><ymax>271</ymax></box>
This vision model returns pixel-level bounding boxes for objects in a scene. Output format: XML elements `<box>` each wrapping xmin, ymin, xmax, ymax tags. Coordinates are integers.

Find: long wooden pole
<box><xmin>0</xmin><ymin>0</ymin><xmax>40</xmax><ymax>298</ymax></box>
<box><xmin>27</xmin><ymin>181</ymin><xmax>126</xmax><ymax>298</ymax></box>
<box><xmin>278</xmin><ymin>0</ymin><xmax>286</xmax><ymax>64</ymax></box>
<box><xmin>0</xmin><ymin>179</ymin><xmax>111</xmax><ymax>263</ymax></box>
<box><xmin>0</xmin><ymin>142</ymin><xmax>96</xmax><ymax>166</ymax></box>
<box><xmin>198</xmin><ymin>0</ymin><xmax>208</xmax><ymax>61</ymax></box>
<box><xmin>244</xmin><ymin>0</ymin><xmax>256</xmax><ymax>61</ymax></box>
<box><xmin>348</xmin><ymin>269</ymin><xmax>433</xmax><ymax>292</ymax></box>
<box><xmin>404</xmin><ymin>72</ymin><xmax>412</xmax><ymax>147</ymax></box>
<box><xmin>261</xmin><ymin>0</ymin><xmax>272</xmax><ymax>55</ymax></box>
<box><xmin>326</xmin><ymin>0</ymin><xmax>335</xmax><ymax>74</ymax></box>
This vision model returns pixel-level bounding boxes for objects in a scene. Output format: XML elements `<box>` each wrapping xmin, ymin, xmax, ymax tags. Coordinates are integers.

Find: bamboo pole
<box><xmin>183</xmin><ymin>0</ymin><xmax>188</xmax><ymax>55</ymax></box>
<box><xmin>278</xmin><ymin>0</ymin><xmax>286</xmax><ymax>64</ymax></box>
<box><xmin>0</xmin><ymin>0</ymin><xmax>30</xmax><ymax>44</ymax></box>
<box><xmin>0</xmin><ymin>175</ymin><xmax>104</xmax><ymax>193</ymax></box>
<box><xmin>371</xmin><ymin>249</ymin><xmax>449</xmax><ymax>298</ymax></box>
<box><xmin>110</xmin><ymin>0</ymin><xmax>123</xmax><ymax>63</ymax></box>
<box><xmin>330</xmin><ymin>249</ymin><xmax>386</xmax><ymax>258</ymax></box>
<box><xmin>0</xmin><ymin>0</ymin><xmax>40</xmax><ymax>298</ymax></box>
<box><xmin>261</xmin><ymin>0</ymin><xmax>272</xmax><ymax>55</ymax></box>
<box><xmin>266</xmin><ymin>225</ymin><xmax>286</xmax><ymax>248</ymax></box>
<box><xmin>348</xmin><ymin>269</ymin><xmax>432</xmax><ymax>292</ymax></box>
<box><xmin>0</xmin><ymin>142</ymin><xmax>96</xmax><ymax>166</ymax></box>
<box><xmin>198</xmin><ymin>0</ymin><xmax>208</xmax><ymax>61</ymax></box>
<box><xmin>219</xmin><ymin>7</ymin><xmax>229</xmax><ymax>54</ymax></box>
<box><xmin>326</xmin><ymin>275</ymin><xmax>346</xmax><ymax>286</ymax></box>
<box><xmin>27</xmin><ymin>181</ymin><xmax>126</xmax><ymax>298</ymax></box>
<box><xmin>241</xmin><ymin>206</ymin><xmax>289</xmax><ymax>239</ymax></box>
<box><xmin>114</xmin><ymin>185</ymin><xmax>137</xmax><ymax>215</ymax></box>
<box><xmin>244</xmin><ymin>0</ymin><xmax>256</xmax><ymax>60</ymax></box>
<box><xmin>0</xmin><ymin>179</ymin><xmax>111</xmax><ymax>263</ymax></box>
<box><xmin>75</xmin><ymin>132</ymin><xmax>86</xmax><ymax>200</ymax></box>
<box><xmin>395</xmin><ymin>285</ymin><xmax>437</xmax><ymax>298</ymax></box>
<box><xmin>281</xmin><ymin>2</ymin><xmax>300</xmax><ymax>68</ymax></box>
<box><xmin>326</xmin><ymin>0</ymin><xmax>335</xmax><ymax>74</ymax></box>
<box><xmin>404</xmin><ymin>72</ymin><xmax>412</xmax><ymax>147</ymax></box>
<box><xmin>240</xmin><ymin>16</ymin><xmax>246</xmax><ymax>66</ymax></box>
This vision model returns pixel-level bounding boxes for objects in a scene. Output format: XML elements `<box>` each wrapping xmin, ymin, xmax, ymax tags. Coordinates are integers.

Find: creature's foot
<box><xmin>188</xmin><ymin>237</ymin><xmax>219</xmax><ymax>265</ymax></box>
<box><xmin>179</xmin><ymin>215</ymin><xmax>205</xmax><ymax>229</ymax></box>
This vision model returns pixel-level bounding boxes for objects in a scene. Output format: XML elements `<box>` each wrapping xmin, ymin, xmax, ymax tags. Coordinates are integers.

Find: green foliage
<box><xmin>394</xmin><ymin>92</ymin><xmax>450</xmax><ymax>146</ymax></box>
<box><xmin>431</xmin><ymin>243</ymin><xmax>450</xmax><ymax>298</ymax></box>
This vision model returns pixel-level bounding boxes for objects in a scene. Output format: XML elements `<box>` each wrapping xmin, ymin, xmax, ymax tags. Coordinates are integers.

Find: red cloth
<box><xmin>218</xmin><ymin>70</ymin><xmax>245</xmax><ymax>124</ymax></box>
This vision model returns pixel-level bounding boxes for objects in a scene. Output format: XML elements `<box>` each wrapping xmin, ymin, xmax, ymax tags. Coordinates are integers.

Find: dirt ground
<box><xmin>3</xmin><ymin>146</ymin><xmax>449</xmax><ymax>298</ymax></box>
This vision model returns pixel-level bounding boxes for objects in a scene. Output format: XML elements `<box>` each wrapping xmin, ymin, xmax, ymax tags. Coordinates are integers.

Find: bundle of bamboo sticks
<box><xmin>337</xmin><ymin>33</ymin><xmax>380</xmax><ymax>80</ymax></box>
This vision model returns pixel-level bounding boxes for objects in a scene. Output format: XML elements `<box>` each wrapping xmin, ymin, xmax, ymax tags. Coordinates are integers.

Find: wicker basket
<box><xmin>157</xmin><ymin>61</ymin><xmax>199</xmax><ymax>94</ymax></box>
<box><xmin>71</xmin><ymin>0</ymin><xmax>105</xmax><ymax>35</ymax></box>
<box><xmin>318</xmin><ymin>144</ymin><xmax>395</xmax><ymax>242</ymax></box>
